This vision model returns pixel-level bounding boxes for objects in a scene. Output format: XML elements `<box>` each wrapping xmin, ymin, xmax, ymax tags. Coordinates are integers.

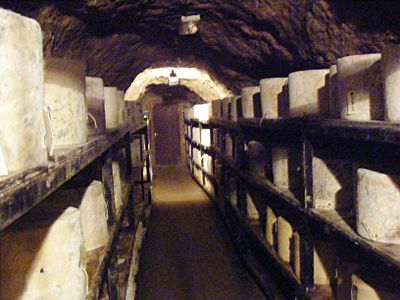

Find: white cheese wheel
<box><xmin>248</xmin><ymin>141</ymin><xmax>266</xmax><ymax>179</ymax></box>
<box><xmin>0</xmin><ymin>8</ymin><xmax>48</xmax><ymax>173</ymax></box>
<box><xmin>230</xmin><ymin>96</ymin><xmax>241</xmax><ymax>121</ymax></box>
<box><xmin>288</xmin><ymin>69</ymin><xmax>330</xmax><ymax>117</ymax></box>
<box><xmin>277</xmin><ymin>216</ymin><xmax>293</xmax><ymax>263</ymax></box>
<box><xmin>246</xmin><ymin>193</ymin><xmax>259</xmax><ymax>220</ymax></box>
<box><xmin>221</xmin><ymin>96</ymin><xmax>240</xmax><ymax>120</ymax></box>
<box><xmin>193</xmin><ymin>103</ymin><xmax>213</xmax><ymax>121</ymax></box>
<box><xmin>79</xmin><ymin>181</ymin><xmax>109</xmax><ymax>251</ymax></box>
<box><xmin>328</xmin><ymin>65</ymin><xmax>339</xmax><ymax>118</ymax></box>
<box><xmin>265</xmin><ymin>206</ymin><xmax>277</xmax><ymax>247</ymax></box>
<box><xmin>112</xmin><ymin>161</ymin><xmax>123</xmax><ymax>214</ymax></box>
<box><xmin>294</xmin><ymin>239</ymin><xmax>336</xmax><ymax>287</ymax></box>
<box><xmin>337</xmin><ymin>54</ymin><xmax>383</xmax><ymax>120</ymax></box>
<box><xmin>351</xmin><ymin>273</ymin><xmax>400</xmax><ymax>300</ymax></box>
<box><xmin>201</xmin><ymin>128</ymin><xmax>211</xmax><ymax>147</ymax></box>
<box><xmin>104</xmin><ymin>87</ymin><xmax>119</xmax><ymax>130</ymax></box>
<box><xmin>260</xmin><ymin>77</ymin><xmax>288</xmax><ymax>119</ymax></box>
<box><xmin>241</xmin><ymin>86</ymin><xmax>260</xmax><ymax>118</ymax></box>
<box><xmin>192</xmin><ymin>127</ymin><xmax>200</xmax><ymax>144</ymax></box>
<box><xmin>44</xmin><ymin>57</ymin><xmax>88</xmax><ymax>148</ymax></box>
<box><xmin>0</xmin><ymin>207</ymin><xmax>87</xmax><ymax>300</ymax></box>
<box><xmin>272</xmin><ymin>147</ymin><xmax>289</xmax><ymax>189</ymax></box>
<box><xmin>202</xmin><ymin>154</ymin><xmax>213</xmax><ymax>174</ymax></box>
<box><xmin>382</xmin><ymin>45</ymin><xmax>400</xmax><ymax>122</ymax></box>
<box><xmin>117</xmin><ymin>90</ymin><xmax>125</xmax><ymax>126</ymax></box>
<box><xmin>85</xmin><ymin>76</ymin><xmax>105</xmax><ymax>136</ymax></box>
<box><xmin>312</xmin><ymin>157</ymin><xmax>354</xmax><ymax>210</ymax></box>
<box><xmin>356</xmin><ymin>168</ymin><xmax>400</xmax><ymax>244</ymax></box>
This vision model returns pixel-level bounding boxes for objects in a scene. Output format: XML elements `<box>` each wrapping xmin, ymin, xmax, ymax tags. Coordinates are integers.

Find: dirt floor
<box><xmin>135</xmin><ymin>166</ymin><xmax>265</xmax><ymax>300</ymax></box>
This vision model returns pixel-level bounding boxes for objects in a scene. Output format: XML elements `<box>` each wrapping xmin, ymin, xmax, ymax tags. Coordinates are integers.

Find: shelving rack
<box><xmin>184</xmin><ymin>116</ymin><xmax>400</xmax><ymax>299</ymax></box>
<box><xmin>0</xmin><ymin>122</ymin><xmax>152</xmax><ymax>300</ymax></box>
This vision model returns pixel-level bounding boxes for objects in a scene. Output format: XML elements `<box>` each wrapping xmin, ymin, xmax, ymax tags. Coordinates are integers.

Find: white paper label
<box><xmin>346</xmin><ymin>90</ymin><xmax>357</xmax><ymax>115</ymax></box>
<box><xmin>0</xmin><ymin>144</ymin><xmax>8</xmax><ymax>176</ymax></box>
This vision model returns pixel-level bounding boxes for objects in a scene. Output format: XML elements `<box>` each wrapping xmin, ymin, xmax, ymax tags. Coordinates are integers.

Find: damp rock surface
<box><xmin>1</xmin><ymin>1</ymin><xmax>399</xmax><ymax>93</ymax></box>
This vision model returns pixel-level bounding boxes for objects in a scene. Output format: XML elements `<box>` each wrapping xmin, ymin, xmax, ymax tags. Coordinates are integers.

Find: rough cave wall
<box><xmin>1</xmin><ymin>0</ymin><xmax>399</xmax><ymax>93</ymax></box>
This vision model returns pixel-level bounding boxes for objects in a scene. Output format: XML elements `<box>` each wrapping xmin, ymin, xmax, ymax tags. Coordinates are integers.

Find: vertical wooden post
<box><xmin>302</xmin><ymin>137</ymin><xmax>313</xmax><ymax>209</ymax></box>
<box><xmin>301</xmin><ymin>136</ymin><xmax>314</xmax><ymax>289</ymax></box>
<box><xmin>102</xmin><ymin>149</ymin><xmax>116</xmax><ymax>227</ymax></box>
<box><xmin>124</xmin><ymin>132</ymin><xmax>133</xmax><ymax>177</ymax></box>
<box><xmin>235</xmin><ymin>133</ymin><xmax>247</xmax><ymax>217</ymax></box>
<box><xmin>107</xmin><ymin>250</ymin><xmax>120</xmax><ymax>300</ymax></box>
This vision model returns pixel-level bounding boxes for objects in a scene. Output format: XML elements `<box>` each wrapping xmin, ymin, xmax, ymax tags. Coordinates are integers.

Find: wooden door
<box><xmin>152</xmin><ymin>103</ymin><xmax>182</xmax><ymax>166</ymax></box>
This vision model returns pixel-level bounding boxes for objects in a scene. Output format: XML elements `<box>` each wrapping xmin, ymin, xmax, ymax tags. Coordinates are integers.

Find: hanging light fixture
<box><xmin>168</xmin><ymin>69</ymin><xmax>179</xmax><ymax>86</ymax></box>
<box><xmin>179</xmin><ymin>14</ymin><xmax>201</xmax><ymax>35</ymax></box>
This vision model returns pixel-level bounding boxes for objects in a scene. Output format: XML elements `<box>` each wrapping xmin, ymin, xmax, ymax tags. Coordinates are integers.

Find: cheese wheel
<box><xmin>0</xmin><ymin>8</ymin><xmax>48</xmax><ymax>173</ymax></box>
<box><xmin>193</xmin><ymin>103</ymin><xmax>213</xmax><ymax>121</ymax></box>
<box><xmin>337</xmin><ymin>54</ymin><xmax>383</xmax><ymax>120</ymax></box>
<box><xmin>260</xmin><ymin>77</ymin><xmax>288</xmax><ymax>119</ymax></box>
<box><xmin>356</xmin><ymin>168</ymin><xmax>400</xmax><ymax>244</ymax></box>
<box><xmin>328</xmin><ymin>65</ymin><xmax>339</xmax><ymax>118</ymax></box>
<box><xmin>85</xmin><ymin>77</ymin><xmax>105</xmax><ymax>136</ymax></box>
<box><xmin>277</xmin><ymin>216</ymin><xmax>293</xmax><ymax>263</ymax></box>
<box><xmin>246</xmin><ymin>193</ymin><xmax>259</xmax><ymax>220</ymax></box>
<box><xmin>265</xmin><ymin>206</ymin><xmax>277</xmax><ymax>247</ymax></box>
<box><xmin>288</xmin><ymin>69</ymin><xmax>330</xmax><ymax>117</ymax></box>
<box><xmin>382</xmin><ymin>45</ymin><xmax>400</xmax><ymax>122</ymax></box>
<box><xmin>248</xmin><ymin>141</ymin><xmax>267</xmax><ymax>179</ymax></box>
<box><xmin>45</xmin><ymin>57</ymin><xmax>88</xmax><ymax>147</ymax></box>
<box><xmin>104</xmin><ymin>87</ymin><xmax>119</xmax><ymax>130</ymax></box>
<box><xmin>312</xmin><ymin>157</ymin><xmax>354</xmax><ymax>210</ymax></box>
<box><xmin>241</xmin><ymin>86</ymin><xmax>260</xmax><ymax>118</ymax></box>
<box><xmin>212</xmin><ymin>99</ymin><xmax>223</xmax><ymax>119</ymax></box>
<box><xmin>0</xmin><ymin>207</ymin><xmax>87</xmax><ymax>300</ymax></box>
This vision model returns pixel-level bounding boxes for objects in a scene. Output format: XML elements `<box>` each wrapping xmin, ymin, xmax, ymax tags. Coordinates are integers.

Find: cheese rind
<box><xmin>277</xmin><ymin>216</ymin><xmax>293</xmax><ymax>263</ymax></box>
<box><xmin>0</xmin><ymin>207</ymin><xmax>87</xmax><ymax>300</ymax></box>
<box><xmin>85</xmin><ymin>76</ymin><xmax>105</xmax><ymax>136</ymax></box>
<box><xmin>288</xmin><ymin>69</ymin><xmax>330</xmax><ymax>117</ymax></box>
<box><xmin>0</xmin><ymin>8</ymin><xmax>48</xmax><ymax>173</ymax></box>
<box><xmin>241</xmin><ymin>86</ymin><xmax>260</xmax><ymax>118</ymax></box>
<box><xmin>356</xmin><ymin>168</ymin><xmax>400</xmax><ymax>244</ymax></box>
<box><xmin>45</xmin><ymin>57</ymin><xmax>88</xmax><ymax>147</ymax></box>
<box><xmin>312</xmin><ymin>157</ymin><xmax>354</xmax><ymax>210</ymax></box>
<box><xmin>382</xmin><ymin>45</ymin><xmax>400</xmax><ymax>122</ymax></box>
<box><xmin>337</xmin><ymin>54</ymin><xmax>383</xmax><ymax>120</ymax></box>
<box><xmin>104</xmin><ymin>87</ymin><xmax>119</xmax><ymax>130</ymax></box>
<box><xmin>117</xmin><ymin>90</ymin><xmax>126</xmax><ymax>126</ymax></box>
<box><xmin>260</xmin><ymin>77</ymin><xmax>288</xmax><ymax>119</ymax></box>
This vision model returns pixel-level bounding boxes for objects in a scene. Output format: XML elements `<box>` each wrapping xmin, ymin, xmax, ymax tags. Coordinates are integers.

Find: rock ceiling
<box><xmin>2</xmin><ymin>0</ymin><xmax>400</xmax><ymax>95</ymax></box>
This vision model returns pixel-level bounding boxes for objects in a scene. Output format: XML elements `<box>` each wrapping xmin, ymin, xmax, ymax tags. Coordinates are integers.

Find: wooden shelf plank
<box><xmin>309</xmin><ymin>209</ymin><xmax>400</xmax><ymax>273</ymax></box>
<box><xmin>209</xmin><ymin>118</ymin><xmax>241</xmax><ymax>131</ymax></box>
<box><xmin>0</xmin><ymin>123</ymin><xmax>146</xmax><ymax>230</ymax></box>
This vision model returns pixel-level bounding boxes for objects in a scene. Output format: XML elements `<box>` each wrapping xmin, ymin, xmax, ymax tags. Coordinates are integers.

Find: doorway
<box><xmin>151</xmin><ymin>103</ymin><xmax>184</xmax><ymax>166</ymax></box>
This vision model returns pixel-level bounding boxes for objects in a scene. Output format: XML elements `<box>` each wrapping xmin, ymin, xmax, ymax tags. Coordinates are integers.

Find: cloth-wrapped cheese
<box><xmin>85</xmin><ymin>76</ymin><xmax>105</xmax><ymax>136</ymax></box>
<box><xmin>104</xmin><ymin>87</ymin><xmax>119</xmax><ymax>130</ymax></box>
<box><xmin>44</xmin><ymin>57</ymin><xmax>88</xmax><ymax>147</ymax></box>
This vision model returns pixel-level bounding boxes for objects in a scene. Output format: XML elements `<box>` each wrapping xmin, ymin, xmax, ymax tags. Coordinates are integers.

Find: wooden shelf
<box><xmin>86</xmin><ymin>176</ymin><xmax>134</xmax><ymax>300</ymax></box>
<box><xmin>309</xmin><ymin>208</ymin><xmax>400</xmax><ymax>273</ymax></box>
<box><xmin>227</xmin><ymin>201</ymin><xmax>303</xmax><ymax>292</ymax></box>
<box><xmin>0</xmin><ymin>123</ymin><xmax>146</xmax><ymax>231</ymax></box>
<box><xmin>187</xmin><ymin>115</ymin><xmax>400</xmax><ymax>297</ymax></box>
<box><xmin>209</xmin><ymin>118</ymin><xmax>241</xmax><ymax>131</ymax></box>
<box><xmin>239</xmin><ymin>117</ymin><xmax>400</xmax><ymax>145</ymax></box>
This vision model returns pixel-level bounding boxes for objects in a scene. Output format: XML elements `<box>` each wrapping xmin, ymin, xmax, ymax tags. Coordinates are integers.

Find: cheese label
<box><xmin>346</xmin><ymin>90</ymin><xmax>357</xmax><ymax>115</ymax></box>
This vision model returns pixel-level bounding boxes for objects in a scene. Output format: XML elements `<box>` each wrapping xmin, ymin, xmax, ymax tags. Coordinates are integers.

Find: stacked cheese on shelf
<box><xmin>0</xmin><ymin>8</ymin><xmax>48</xmax><ymax>175</ymax></box>
<box><xmin>85</xmin><ymin>76</ymin><xmax>106</xmax><ymax>136</ymax></box>
<box><xmin>44</xmin><ymin>57</ymin><xmax>88</xmax><ymax>148</ymax></box>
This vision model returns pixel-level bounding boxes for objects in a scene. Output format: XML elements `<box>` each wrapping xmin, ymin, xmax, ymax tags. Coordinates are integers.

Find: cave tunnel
<box><xmin>1</xmin><ymin>1</ymin><xmax>400</xmax><ymax>299</ymax></box>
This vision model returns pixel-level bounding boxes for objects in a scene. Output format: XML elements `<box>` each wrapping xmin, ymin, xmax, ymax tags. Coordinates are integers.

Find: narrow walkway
<box><xmin>136</xmin><ymin>166</ymin><xmax>265</xmax><ymax>300</ymax></box>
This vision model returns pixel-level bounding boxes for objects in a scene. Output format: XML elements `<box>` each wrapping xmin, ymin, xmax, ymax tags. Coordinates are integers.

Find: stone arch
<box><xmin>125</xmin><ymin>67</ymin><xmax>233</xmax><ymax>102</ymax></box>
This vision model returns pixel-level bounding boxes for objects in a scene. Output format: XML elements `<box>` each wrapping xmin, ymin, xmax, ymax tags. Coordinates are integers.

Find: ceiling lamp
<box><xmin>168</xmin><ymin>69</ymin><xmax>179</xmax><ymax>86</ymax></box>
<box><xmin>179</xmin><ymin>15</ymin><xmax>200</xmax><ymax>35</ymax></box>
